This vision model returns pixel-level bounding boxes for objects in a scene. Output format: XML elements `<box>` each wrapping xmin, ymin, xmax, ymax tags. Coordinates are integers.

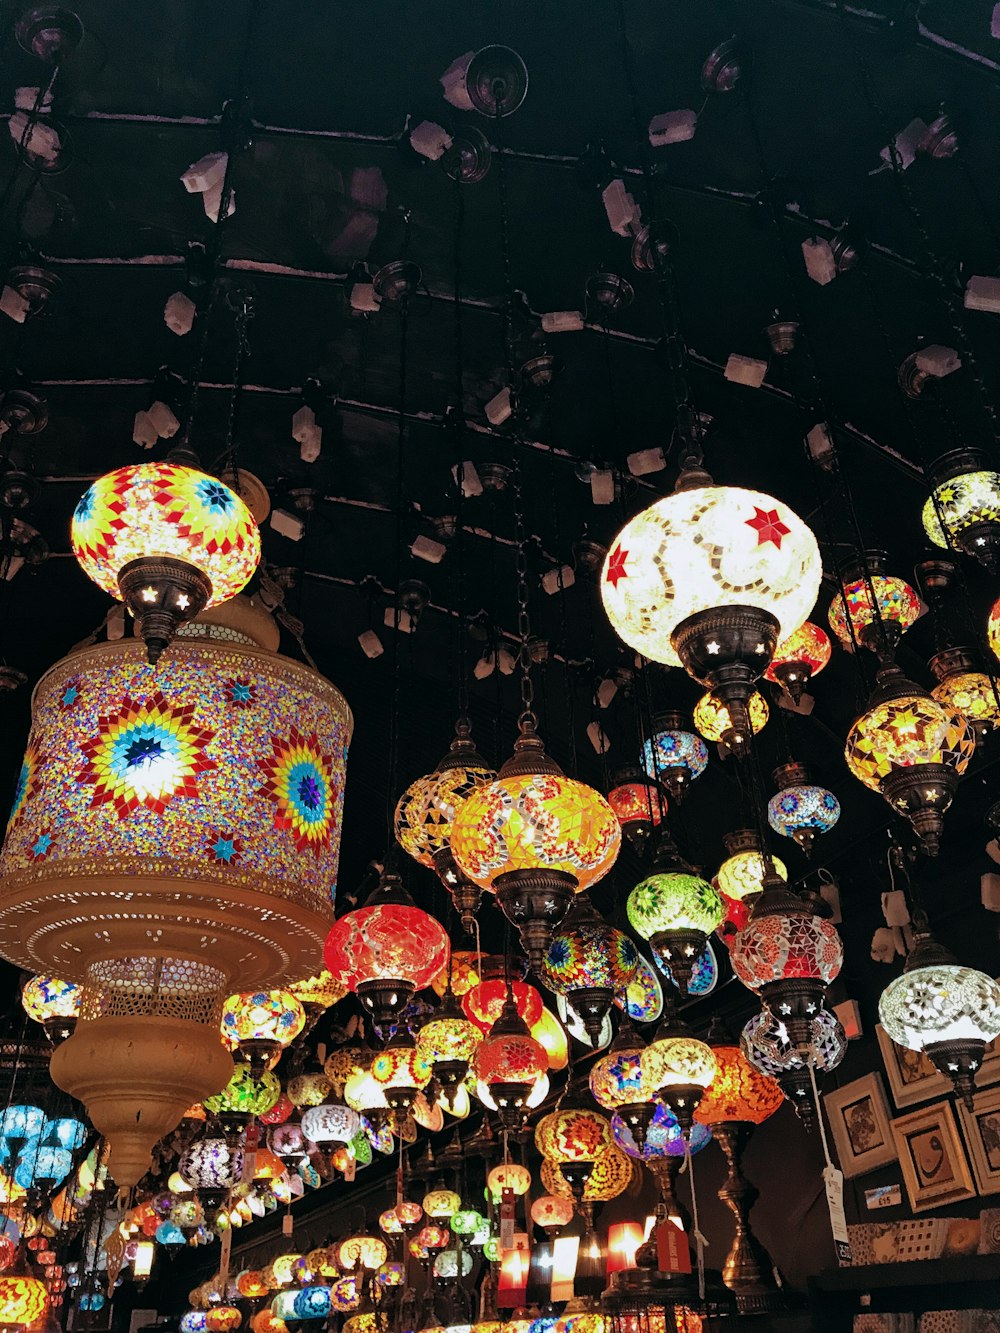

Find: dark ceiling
<box><xmin>0</xmin><ymin>0</ymin><xmax>996</xmax><ymax>967</ymax></box>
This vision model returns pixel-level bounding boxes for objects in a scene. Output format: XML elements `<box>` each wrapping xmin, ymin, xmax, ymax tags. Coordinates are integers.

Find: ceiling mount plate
<box><xmin>373</xmin><ymin>259</ymin><xmax>422</xmax><ymax>303</ymax></box>
<box><xmin>630</xmin><ymin>220</ymin><xmax>678</xmax><ymax>274</ymax></box>
<box><xmin>897</xmin><ymin>350</ymin><xmax>930</xmax><ymax>399</ymax></box>
<box><xmin>466</xmin><ymin>46</ymin><xmax>528</xmax><ymax>118</ymax></box>
<box><xmin>442</xmin><ymin>126</ymin><xmax>492</xmax><ymax>183</ymax></box>
<box><xmin>6</xmin><ymin>264</ymin><xmax>61</xmax><ymax>316</ymax></box>
<box><xmin>0</xmin><ymin>388</ymin><xmax>48</xmax><ymax>434</ymax></box>
<box><xmin>587</xmin><ymin>270</ymin><xmax>634</xmax><ymax>313</ymax></box>
<box><xmin>15</xmin><ymin>5</ymin><xmax>83</xmax><ymax>62</ymax></box>
<box><xmin>520</xmin><ymin>353</ymin><xmax>560</xmax><ymax>389</ymax></box>
<box><xmin>700</xmin><ymin>38</ymin><xmax>749</xmax><ymax>94</ymax></box>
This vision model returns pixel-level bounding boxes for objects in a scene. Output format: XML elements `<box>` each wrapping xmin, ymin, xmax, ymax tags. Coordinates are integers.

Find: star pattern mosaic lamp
<box><xmin>921</xmin><ymin>448</ymin><xmax>1000</xmax><ymax>571</ymax></box>
<box><xmin>741</xmin><ymin>1009</ymin><xmax>846</xmax><ymax>1125</ymax></box>
<box><xmin>626</xmin><ymin>871</ymin><xmax>723</xmax><ymax>999</ymax></box>
<box><xmin>845</xmin><ymin>663</ymin><xmax>975</xmax><ymax>854</ymax></box>
<box><xmin>766</xmin><ymin>764</ymin><xmax>840</xmax><ymax>857</ymax></box>
<box><xmin>71</xmin><ymin>461</ymin><xmax>261</xmax><ymax>663</ymax></box>
<box><xmin>607</xmin><ymin>770</ymin><xmax>664</xmax><ymax>855</ymax></box>
<box><xmin>929</xmin><ymin>646</ymin><xmax>1000</xmax><ymax>739</ymax></box>
<box><xmin>540</xmin><ymin>901</ymin><xmax>638</xmax><ymax>1043</ymax></box>
<box><xmin>878</xmin><ymin>923</ymin><xmax>1000</xmax><ymax>1109</ymax></box>
<box><xmin>0</xmin><ymin>596</ymin><xmax>350</xmax><ymax>1186</ymax></box>
<box><xmin>20</xmin><ymin>974</ymin><xmax>80</xmax><ymax>1044</ymax></box>
<box><xmin>716</xmin><ymin>830</ymin><xmax>788</xmax><ymax>902</ymax></box>
<box><xmin>827</xmin><ymin>557</ymin><xmax>920</xmax><ymax>653</ymax></box>
<box><xmin>693</xmin><ymin>691</ymin><xmax>768</xmax><ymax>751</ymax></box>
<box><xmin>764</xmin><ymin>622</ymin><xmax>831</xmax><ymax>702</ymax></box>
<box><xmin>640</xmin><ymin>713</ymin><xmax>708</xmax><ymax>803</ymax></box>
<box><xmin>220</xmin><ymin>990</ymin><xmax>306</xmax><ymax>1074</ymax></box>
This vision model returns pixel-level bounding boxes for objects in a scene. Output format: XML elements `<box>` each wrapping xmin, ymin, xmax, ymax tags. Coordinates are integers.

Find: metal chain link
<box><xmin>512</xmin><ymin>460</ymin><xmax>535</xmax><ymax>722</ymax></box>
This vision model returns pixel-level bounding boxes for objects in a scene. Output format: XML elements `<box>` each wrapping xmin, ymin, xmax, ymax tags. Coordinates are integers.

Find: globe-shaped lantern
<box><xmin>845</xmin><ymin>663</ymin><xmax>975</xmax><ymax>855</ymax></box>
<box><xmin>694</xmin><ymin>1041</ymin><xmax>782</xmax><ymax>1128</ymax></box>
<box><xmin>627</xmin><ymin>865</ymin><xmax>723</xmax><ymax>999</ymax></box>
<box><xmin>540</xmin><ymin>898</ymin><xmax>639</xmax><ymax>1043</ymax></box>
<box><xmin>0</xmin><ymin>1276</ymin><xmax>47</xmax><ymax>1328</ymax></box>
<box><xmin>539</xmin><ymin>1146</ymin><xmax>632</xmax><ymax>1204</ymax></box>
<box><xmin>929</xmin><ymin>646</ymin><xmax>1000</xmax><ymax>740</ymax></box>
<box><xmin>371</xmin><ymin>1034</ymin><xmax>432</xmax><ymax>1120</ymax></box>
<box><xmin>921</xmin><ymin>449</ymin><xmax>1000</xmax><ymax>571</ymax></box>
<box><xmin>71</xmin><ymin>461</ymin><xmax>261</xmax><ymax>663</ymax></box>
<box><xmin>767</xmin><ymin>763</ymin><xmax>841</xmax><ymax>857</ymax></box>
<box><xmin>220</xmin><ymin>990</ymin><xmax>306</xmax><ymax>1075</ymax></box>
<box><xmin>179</xmin><ymin>1136</ymin><xmax>243</xmax><ymax>1210</ymax></box>
<box><xmin>989</xmin><ymin>595</ymin><xmax>1000</xmax><ymax>665</ymax></box>
<box><xmin>589</xmin><ymin>1019</ymin><xmax>659</xmax><ymax>1150</ymax></box>
<box><xmin>731</xmin><ymin>879</ymin><xmax>843</xmax><ymax>1051</ymax></box>
<box><xmin>640</xmin><ymin>712</ymin><xmax>709</xmax><ymax>803</ymax></box>
<box><xmin>20</xmin><ymin>975</ymin><xmax>80</xmax><ymax>1044</ymax></box>
<box><xmin>203</xmin><ymin>1061</ymin><xmax>281</xmax><ymax>1120</ymax></box>
<box><xmin>344</xmin><ymin>1069</ymin><xmax>389</xmax><ymax>1125</ymax></box>
<box><xmin>716</xmin><ymin>830</ymin><xmax>788</xmax><ymax>903</ymax></box>
<box><xmin>324</xmin><ymin>870</ymin><xmax>450</xmax><ymax>1026</ymax></box>
<box><xmin>535</xmin><ymin>1100</ymin><xmax>613</xmax><ymax>1199</ymax></box>
<box><xmin>286</xmin><ymin>1072</ymin><xmax>332</xmax><ymax>1109</ymax></box>
<box><xmin>450</xmin><ymin>715</ymin><xmax>620</xmax><ymax>970</ymax></box>
<box><xmin>287</xmin><ymin>970</ymin><xmax>348</xmax><ymax>1016</ymax></box>
<box><xmin>641</xmin><ymin>1007</ymin><xmax>717</xmax><ymax>1134</ymax></box>
<box><xmin>394</xmin><ymin>719</ymin><xmax>496</xmax><ymax>930</ymax></box>
<box><xmin>338</xmin><ymin>1235</ymin><xmax>389</xmax><ymax>1272</ymax></box>
<box><xmin>617</xmin><ymin>953</ymin><xmax>664</xmax><ymax>1023</ymax></box>
<box><xmin>416</xmin><ymin>992</ymin><xmax>482</xmax><ymax>1101</ymax></box>
<box><xmin>693</xmin><ymin>690</ymin><xmax>768</xmax><ymax>752</ymax></box>
<box><xmin>764</xmin><ymin>622</ymin><xmax>832</xmax><ymax>703</ymax></box>
<box><xmin>601</xmin><ymin>475</ymin><xmax>821</xmax><ymax>745</ymax></box>
<box><xmin>611</xmin><ymin>1100</ymin><xmax>712</xmax><ymax>1163</ymax></box>
<box><xmin>205</xmin><ymin>1309</ymin><xmax>241</xmax><ymax>1333</ymax></box>
<box><xmin>827</xmin><ymin>554</ymin><xmax>920</xmax><ymax>654</ymax></box>
<box><xmin>606</xmin><ymin>769</ymin><xmax>664</xmax><ymax>855</ymax></box>
<box><xmin>423</xmin><ymin>1187</ymin><xmax>461</xmax><ymax>1219</ymax></box>
<box><xmin>463</xmin><ymin>971</ymin><xmax>544</xmax><ymax>1033</ymax></box>
<box><xmin>530</xmin><ymin>1193</ymin><xmax>575</xmax><ymax>1233</ymax></box>
<box><xmin>0</xmin><ymin>596</ymin><xmax>351</xmax><ymax>1186</ymax></box>
<box><xmin>878</xmin><ymin>924</ymin><xmax>1000</xmax><ymax>1109</ymax></box>
<box><xmin>741</xmin><ymin>1009</ymin><xmax>846</xmax><ymax>1126</ymax></box>
<box><xmin>472</xmin><ymin>994</ymin><xmax>548</xmax><ymax>1128</ymax></box>
<box><xmin>300</xmin><ymin>1104</ymin><xmax>362</xmax><ymax>1150</ymax></box>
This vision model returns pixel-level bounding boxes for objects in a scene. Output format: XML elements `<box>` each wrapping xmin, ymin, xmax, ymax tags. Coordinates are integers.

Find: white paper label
<box><xmin>823</xmin><ymin>1164</ymin><xmax>852</xmax><ymax>1265</ymax></box>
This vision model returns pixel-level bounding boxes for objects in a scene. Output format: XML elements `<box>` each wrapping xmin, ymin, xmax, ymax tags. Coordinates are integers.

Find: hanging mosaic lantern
<box><xmin>179</xmin><ymin>1136</ymin><xmax>243</xmax><ymax>1211</ymax></box>
<box><xmin>827</xmin><ymin>553</ymin><xmax>920</xmax><ymax>653</ymax></box>
<box><xmin>540</xmin><ymin>898</ymin><xmax>638</xmax><ymax>1043</ymax></box>
<box><xmin>0</xmin><ymin>596</ymin><xmax>351</xmax><ymax>1186</ymax></box>
<box><xmin>300</xmin><ymin>1104</ymin><xmax>362</xmax><ymax>1150</ymax></box>
<box><xmin>764</xmin><ymin>622</ymin><xmax>831</xmax><ymax>702</ymax></box>
<box><xmin>203</xmin><ymin>1061</ymin><xmax>281</xmax><ymax>1120</ymax></box>
<box><xmin>450</xmin><ymin>715</ymin><xmax>621</xmax><ymax>971</ymax></box>
<box><xmin>472</xmin><ymin>994</ymin><xmax>548</xmax><ymax>1128</ymax></box>
<box><xmin>463</xmin><ymin>971</ymin><xmax>544</xmax><ymax>1033</ymax></box>
<box><xmin>641</xmin><ymin>1005</ymin><xmax>717</xmax><ymax>1133</ymax></box>
<box><xmin>539</xmin><ymin>1146</ymin><xmax>632</xmax><ymax>1204</ymax></box>
<box><xmin>922</xmin><ymin>449</ymin><xmax>1000</xmax><ymax>571</ymax></box>
<box><xmin>601</xmin><ymin>474</ymin><xmax>821</xmax><ymax>745</ymax></box>
<box><xmin>731</xmin><ymin>879</ymin><xmax>843</xmax><ymax>1053</ymax></box>
<box><xmin>287</xmin><ymin>969</ymin><xmax>348</xmax><ymax>1016</ymax></box>
<box><xmin>627</xmin><ymin>864</ymin><xmax>722</xmax><ymax>1000</ymax></box>
<box><xmin>766</xmin><ymin>763</ymin><xmax>841</xmax><ymax>857</ymax></box>
<box><xmin>371</xmin><ymin>1033</ymin><xmax>433</xmax><ymax>1122</ymax></box>
<box><xmin>929</xmin><ymin>646</ymin><xmax>1000</xmax><ymax>740</ymax></box>
<box><xmin>845</xmin><ymin>662</ymin><xmax>974</xmax><ymax>855</ymax></box>
<box><xmin>20</xmin><ymin>975</ymin><xmax>80</xmax><ymax>1044</ymax></box>
<box><xmin>394</xmin><ymin>718</ymin><xmax>496</xmax><ymax>929</ymax></box>
<box><xmin>611</xmin><ymin>1100</ymin><xmax>712</xmax><ymax>1162</ymax></box>
<box><xmin>640</xmin><ymin>712</ymin><xmax>708</xmax><ymax>803</ymax></box>
<box><xmin>588</xmin><ymin>1019</ymin><xmax>659</xmax><ymax>1150</ymax></box>
<box><xmin>878</xmin><ymin>922</ymin><xmax>1000</xmax><ymax>1109</ymax></box>
<box><xmin>220</xmin><ymin>990</ymin><xmax>306</xmax><ymax>1075</ymax></box>
<box><xmin>324</xmin><ymin>870</ymin><xmax>450</xmax><ymax>1026</ymax></box>
<box><xmin>416</xmin><ymin>991</ymin><xmax>482</xmax><ymax>1102</ymax></box>
<box><xmin>535</xmin><ymin>1099</ymin><xmax>613</xmax><ymax>1202</ymax></box>
<box><xmin>716</xmin><ymin>830</ymin><xmax>787</xmax><ymax>902</ymax></box>
<box><xmin>741</xmin><ymin>1009</ymin><xmax>846</xmax><ymax>1126</ymax></box>
<box><xmin>606</xmin><ymin>768</ymin><xmax>664</xmax><ymax>855</ymax></box>
<box><xmin>693</xmin><ymin>690</ymin><xmax>768</xmax><ymax>753</ymax></box>
<box><xmin>615</xmin><ymin>954</ymin><xmax>664</xmax><ymax>1023</ymax></box>
<box><xmin>71</xmin><ymin>461</ymin><xmax>261</xmax><ymax>663</ymax></box>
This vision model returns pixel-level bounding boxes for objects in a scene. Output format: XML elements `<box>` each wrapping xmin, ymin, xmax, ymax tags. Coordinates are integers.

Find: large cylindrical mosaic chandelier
<box><xmin>0</xmin><ymin>597</ymin><xmax>351</xmax><ymax>1185</ymax></box>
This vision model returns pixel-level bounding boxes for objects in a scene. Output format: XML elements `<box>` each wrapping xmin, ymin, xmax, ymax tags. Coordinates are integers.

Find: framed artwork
<box><xmin>956</xmin><ymin>1083</ymin><xmax>1000</xmax><ymax>1195</ymax></box>
<box><xmin>891</xmin><ymin>1101</ymin><xmax>976</xmax><ymax>1213</ymax></box>
<box><xmin>877</xmin><ymin>1025</ymin><xmax>1000</xmax><ymax>1109</ymax></box>
<box><xmin>823</xmin><ymin>1073</ymin><xmax>898</xmax><ymax>1178</ymax></box>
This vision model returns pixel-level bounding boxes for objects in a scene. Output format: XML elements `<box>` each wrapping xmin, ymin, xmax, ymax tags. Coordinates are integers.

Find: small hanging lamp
<box><xmin>764</xmin><ymin>622</ymin><xmax>831</xmax><ymax>702</ymax></box>
<box><xmin>827</xmin><ymin>551</ymin><xmax>919</xmax><ymax>654</ymax></box>
<box><xmin>540</xmin><ymin>896</ymin><xmax>639</xmax><ymax>1043</ymax></box>
<box><xmin>641</xmin><ymin>999</ymin><xmax>717</xmax><ymax>1135</ymax></box>
<box><xmin>921</xmin><ymin>447</ymin><xmax>1000</xmax><ymax>572</ymax></box>
<box><xmin>928</xmin><ymin>646</ymin><xmax>1000</xmax><ymax>741</ymax></box>
<box><xmin>640</xmin><ymin>711</ymin><xmax>708</xmax><ymax>803</ymax></box>
<box><xmin>766</xmin><ymin>763</ymin><xmax>840</xmax><ymax>857</ymax></box>
<box><xmin>588</xmin><ymin>1017</ymin><xmax>659</xmax><ymax>1150</ymax></box>
<box><xmin>626</xmin><ymin>832</ymin><xmax>723</xmax><ymax>999</ymax></box>
<box><xmin>606</xmin><ymin>768</ymin><xmax>665</xmax><ymax>855</ymax></box>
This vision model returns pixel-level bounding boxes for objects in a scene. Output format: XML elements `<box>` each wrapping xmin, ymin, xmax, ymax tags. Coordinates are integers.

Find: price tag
<box><xmin>823</xmin><ymin>1164</ymin><xmax>852</xmax><ymax>1266</ymax></box>
<box><xmin>282</xmin><ymin>1211</ymin><xmax>294</xmax><ymax>1238</ymax></box>
<box><xmin>864</xmin><ymin>1184</ymin><xmax>901</xmax><ymax>1211</ymax></box>
<box><xmin>499</xmin><ymin>1186</ymin><xmax>515</xmax><ymax>1252</ymax></box>
<box><xmin>218</xmin><ymin>1227</ymin><xmax>232</xmax><ymax>1285</ymax></box>
<box><xmin>344</xmin><ymin>1152</ymin><xmax>356</xmax><ymax>1182</ymax></box>
<box><xmin>656</xmin><ymin>1221</ymin><xmax>692</xmax><ymax>1275</ymax></box>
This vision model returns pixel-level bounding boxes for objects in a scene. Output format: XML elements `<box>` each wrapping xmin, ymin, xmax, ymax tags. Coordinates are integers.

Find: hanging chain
<box><xmin>452</xmin><ymin>177</ymin><xmax>471</xmax><ymax>724</ymax></box>
<box><xmin>219</xmin><ymin>289</ymin><xmax>255</xmax><ymax>484</ymax></box>
<box><xmin>512</xmin><ymin>462</ymin><xmax>534</xmax><ymax>723</ymax></box>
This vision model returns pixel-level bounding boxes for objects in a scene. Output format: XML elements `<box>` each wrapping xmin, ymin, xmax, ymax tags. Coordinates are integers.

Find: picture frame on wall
<box><xmin>891</xmin><ymin>1101</ymin><xmax>976</xmax><ymax>1213</ymax></box>
<box><xmin>956</xmin><ymin>1083</ymin><xmax>1000</xmax><ymax>1196</ymax></box>
<box><xmin>877</xmin><ymin>1025</ymin><xmax>1000</xmax><ymax>1110</ymax></box>
<box><xmin>823</xmin><ymin>1072</ymin><xmax>898</xmax><ymax>1178</ymax></box>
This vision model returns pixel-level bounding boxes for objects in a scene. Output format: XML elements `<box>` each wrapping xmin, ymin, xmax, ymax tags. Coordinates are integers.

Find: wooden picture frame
<box><xmin>877</xmin><ymin>1025</ymin><xmax>1000</xmax><ymax>1109</ymax></box>
<box><xmin>956</xmin><ymin>1082</ymin><xmax>1000</xmax><ymax>1196</ymax></box>
<box><xmin>823</xmin><ymin>1072</ymin><xmax>898</xmax><ymax>1178</ymax></box>
<box><xmin>891</xmin><ymin>1101</ymin><xmax>976</xmax><ymax>1213</ymax></box>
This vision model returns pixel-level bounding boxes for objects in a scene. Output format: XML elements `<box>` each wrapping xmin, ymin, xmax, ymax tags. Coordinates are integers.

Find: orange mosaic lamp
<box><xmin>0</xmin><ymin>1275</ymin><xmax>47</xmax><ymax>1328</ymax></box>
<box><xmin>71</xmin><ymin>461</ymin><xmax>261</xmax><ymax>663</ymax></box>
<box><xmin>451</xmin><ymin>714</ymin><xmax>620</xmax><ymax>971</ymax></box>
<box><xmin>764</xmin><ymin>621</ymin><xmax>832</xmax><ymax>702</ymax></box>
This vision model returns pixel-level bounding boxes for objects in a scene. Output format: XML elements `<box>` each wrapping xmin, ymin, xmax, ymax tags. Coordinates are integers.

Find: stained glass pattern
<box><xmin>731</xmin><ymin>912</ymin><xmax>843</xmax><ymax>990</ymax></box>
<box><xmin>828</xmin><ymin>576</ymin><xmax>920</xmax><ymax>648</ymax></box>
<box><xmin>693</xmin><ymin>691</ymin><xmax>768</xmax><ymax>743</ymax></box>
<box><xmin>71</xmin><ymin>463</ymin><xmax>260</xmax><ymax>606</ymax></box>
<box><xmin>258</xmin><ymin>728</ymin><xmax>340</xmax><ymax>856</ymax></box>
<box><xmin>324</xmin><ymin>903</ymin><xmax>450</xmax><ymax>992</ymax></box>
<box><xmin>767</xmin><ymin>786</ymin><xmax>841</xmax><ymax>840</ymax></box>
<box><xmin>765</xmin><ymin>621</ymin><xmax>832</xmax><ymax>686</ymax></box>
<box><xmin>922</xmin><ymin>470</ymin><xmax>1000</xmax><ymax>549</ymax></box>
<box><xmin>395</xmin><ymin>763</ymin><xmax>496</xmax><ymax>867</ymax></box>
<box><xmin>607</xmin><ymin>782</ymin><xmax>664</xmax><ymax>829</ymax></box>
<box><xmin>878</xmin><ymin>965</ymin><xmax>1000</xmax><ymax>1051</ymax></box>
<box><xmin>627</xmin><ymin>872</ymin><xmax>723</xmax><ymax>938</ymax></box>
<box><xmin>612</xmin><ymin>1102</ymin><xmax>712</xmax><ymax>1160</ymax></box>
<box><xmin>541</xmin><ymin>921</ymin><xmax>638</xmax><ymax>994</ymax></box>
<box><xmin>845</xmin><ymin>692</ymin><xmax>974</xmax><ymax>790</ymax></box>
<box><xmin>540</xmin><ymin>1146</ymin><xmax>632</xmax><ymax>1201</ymax></box>
<box><xmin>450</xmin><ymin>772</ymin><xmax>620</xmax><ymax>892</ymax></box>
<box><xmin>535</xmin><ymin>1107</ymin><xmax>612</xmax><ymax>1162</ymax></box>
<box><xmin>21</xmin><ymin>975</ymin><xmax>80</xmax><ymax>1024</ymax></box>
<box><xmin>601</xmin><ymin>485</ymin><xmax>821</xmax><ymax>668</ymax></box>
<box><xmin>693</xmin><ymin>1045</ymin><xmax>782</xmax><ymax>1125</ymax></box>
<box><xmin>615</xmin><ymin>954</ymin><xmax>664</xmax><ymax>1021</ymax></box>
<box><xmin>932</xmin><ymin>673</ymin><xmax>1000</xmax><ymax>734</ymax></box>
<box><xmin>640</xmin><ymin>729</ymin><xmax>708</xmax><ymax>785</ymax></box>
<box><xmin>741</xmin><ymin>1009</ymin><xmax>846</xmax><ymax>1076</ymax></box>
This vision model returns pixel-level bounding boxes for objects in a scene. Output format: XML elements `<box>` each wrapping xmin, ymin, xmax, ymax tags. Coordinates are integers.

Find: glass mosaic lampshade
<box><xmin>716</xmin><ymin>830</ymin><xmax>787</xmax><ymax>903</ymax></box>
<box><xmin>741</xmin><ymin>1009</ymin><xmax>846</xmax><ymax>1125</ymax></box>
<box><xmin>220</xmin><ymin>991</ymin><xmax>306</xmax><ymax>1072</ymax></box>
<box><xmin>611</xmin><ymin>1100</ymin><xmax>712</xmax><ymax>1162</ymax></box>
<box><xmin>878</xmin><ymin>925</ymin><xmax>1000</xmax><ymax>1109</ymax></box>
<box><xmin>989</xmin><ymin>595</ymin><xmax>1000</xmax><ymax>665</ymax></box>
<box><xmin>693</xmin><ymin>1045</ymin><xmax>782</xmax><ymax>1127</ymax></box>
<box><xmin>764</xmin><ymin>622</ymin><xmax>832</xmax><ymax>702</ymax></box>
<box><xmin>827</xmin><ymin>556</ymin><xmax>920</xmax><ymax>653</ymax></box>
<box><xmin>287</xmin><ymin>969</ymin><xmax>348</xmax><ymax>1013</ymax></box>
<box><xmin>20</xmin><ymin>975</ymin><xmax>80</xmax><ymax>1043</ymax></box>
<box><xmin>626</xmin><ymin>871</ymin><xmax>722</xmax><ymax>998</ymax></box>
<box><xmin>450</xmin><ymin>715</ymin><xmax>621</xmax><ymax>970</ymax></box>
<box><xmin>0</xmin><ymin>596</ymin><xmax>351</xmax><ymax>1186</ymax></box>
<box><xmin>416</xmin><ymin>992</ymin><xmax>482</xmax><ymax>1099</ymax></box>
<box><xmin>929</xmin><ymin>646</ymin><xmax>1000</xmax><ymax>739</ymax></box>
<box><xmin>589</xmin><ymin>1020</ymin><xmax>660</xmax><ymax>1150</ymax></box>
<box><xmin>203</xmin><ymin>1062</ymin><xmax>281</xmax><ymax>1118</ymax></box>
<box><xmin>540</xmin><ymin>901</ymin><xmax>638</xmax><ymax>1043</ymax></box>
<box><xmin>300</xmin><ymin>1104</ymin><xmax>362</xmax><ymax>1148</ymax></box>
<box><xmin>640</xmin><ymin>713</ymin><xmax>708</xmax><ymax>803</ymax></box>
<box><xmin>71</xmin><ymin>462</ymin><xmax>261</xmax><ymax>663</ymax></box>
<box><xmin>693</xmin><ymin>691</ymin><xmax>768</xmax><ymax>751</ymax></box>
<box><xmin>606</xmin><ymin>770</ymin><xmax>664</xmax><ymax>854</ymax></box>
<box><xmin>921</xmin><ymin>449</ymin><xmax>1000</xmax><ymax>570</ymax></box>
<box><xmin>0</xmin><ymin>1276</ymin><xmax>47</xmax><ymax>1328</ymax></box>
<box><xmin>845</xmin><ymin>663</ymin><xmax>975</xmax><ymax>855</ymax></box>
<box><xmin>641</xmin><ymin>1010</ymin><xmax>717</xmax><ymax>1133</ymax></box>
<box><xmin>616</xmin><ymin>954</ymin><xmax>664</xmax><ymax>1023</ymax></box>
<box><xmin>473</xmin><ymin>996</ymin><xmax>548</xmax><ymax>1126</ymax></box>
<box><xmin>539</xmin><ymin>1146</ymin><xmax>632</xmax><ymax>1203</ymax></box>
<box><xmin>463</xmin><ymin>976</ymin><xmax>544</xmax><ymax>1033</ymax></box>
<box><xmin>766</xmin><ymin>763</ymin><xmax>841</xmax><ymax>857</ymax></box>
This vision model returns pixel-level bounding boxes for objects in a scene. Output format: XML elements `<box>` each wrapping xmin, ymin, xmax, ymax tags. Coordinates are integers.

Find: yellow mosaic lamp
<box><xmin>928</xmin><ymin>646</ymin><xmax>1000</xmax><ymax>740</ymax></box>
<box><xmin>0</xmin><ymin>596</ymin><xmax>351</xmax><ymax>1185</ymax></box>
<box><xmin>71</xmin><ymin>460</ymin><xmax>261</xmax><ymax>663</ymax></box>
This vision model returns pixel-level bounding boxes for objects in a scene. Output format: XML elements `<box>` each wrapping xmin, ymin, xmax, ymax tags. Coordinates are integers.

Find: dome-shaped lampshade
<box><xmin>220</xmin><ymin>991</ymin><xmax>306</xmax><ymax>1074</ymax></box>
<box><xmin>463</xmin><ymin>974</ymin><xmax>544</xmax><ymax>1033</ymax></box>
<box><xmin>693</xmin><ymin>690</ymin><xmax>768</xmax><ymax>750</ymax></box>
<box><xmin>535</xmin><ymin>1104</ymin><xmax>612</xmax><ymax>1200</ymax></box>
<box><xmin>764</xmin><ymin>622</ymin><xmax>832</xmax><ymax>702</ymax></box>
<box><xmin>716</xmin><ymin>829</ymin><xmax>788</xmax><ymax>902</ymax></box>
<box><xmin>929</xmin><ymin>646</ymin><xmax>1000</xmax><ymax>739</ymax></box>
<box><xmin>71</xmin><ymin>461</ymin><xmax>261</xmax><ymax>663</ymax></box>
<box><xmin>203</xmin><ymin>1062</ymin><xmax>280</xmax><ymax>1117</ymax></box>
<box><xmin>324</xmin><ymin>871</ymin><xmax>451</xmax><ymax>1026</ymax></box>
<box><xmin>741</xmin><ymin>1008</ymin><xmax>846</xmax><ymax>1125</ymax></box>
<box><xmin>767</xmin><ymin>762</ymin><xmax>841</xmax><ymax>856</ymax></box>
<box><xmin>878</xmin><ymin>925</ymin><xmax>1000</xmax><ymax>1109</ymax></box>
<box><xmin>611</xmin><ymin>1099</ymin><xmax>712</xmax><ymax>1162</ymax></box>
<box><xmin>606</xmin><ymin>770</ymin><xmax>664</xmax><ymax>855</ymax></box>
<box><xmin>287</xmin><ymin>970</ymin><xmax>348</xmax><ymax>1013</ymax></box>
<box><xmin>626</xmin><ymin>871</ymin><xmax>723</xmax><ymax>999</ymax></box>
<box><xmin>694</xmin><ymin>1043</ymin><xmax>782</xmax><ymax>1126</ymax></box>
<box><xmin>179</xmin><ymin>1137</ymin><xmax>243</xmax><ymax>1202</ymax></box>
<box><xmin>921</xmin><ymin>449</ymin><xmax>1000</xmax><ymax>571</ymax></box>
<box><xmin>827</xmin><ymin>554</ymin><xmax>919</xmax><ymax>653</ymax></box>
<box><xmin>416</xmin><ymin>994</ymin><xmax>482</xmax><ymax>1098</ymax></box>
<box><xmin>601</xmin><ymin>482</ymin><xmax>820</xmax><ymax>670</ymax></box>
<box><xmin>472</xmin><ymin>997</ymin><xmax>548</xmax><ymax>1126</ymax></box>
<box><xmin>20</xmin><ymin>975</ymin><xmax>80</xmax><ymax>1044</ymax></box>
<box><xmin>845</xmin><ymin>664</ymin><xmax>975</xmax><ymax>855</ymax></box>
<box><xmin>589</xmin><ymin>1020</ymin><xmax>659</xmax><ymax>1151</ymax></box>
<box><xmin>300</xmin><ymin>1105</ymin><xmax>362</xmax><ymax>1148</ymax></box>
<box><xmin>732</xmin><ymin>883</ymin><xmax>843</xmax><ymax>1054</ymax></box>
<box><xmin>540</xmin><ymin>901</ymin><xmax>638</xmax><ymax>1044</ymax></box>
<box><xmin>640</xmin><ymin>712</ymin><xmax>708</xmax><ymax>802</ymax></box>
<box><xmin>641</xmin><ymin>1003</ymin><xmax>717</xmax><ymax>1132</ymax></box>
